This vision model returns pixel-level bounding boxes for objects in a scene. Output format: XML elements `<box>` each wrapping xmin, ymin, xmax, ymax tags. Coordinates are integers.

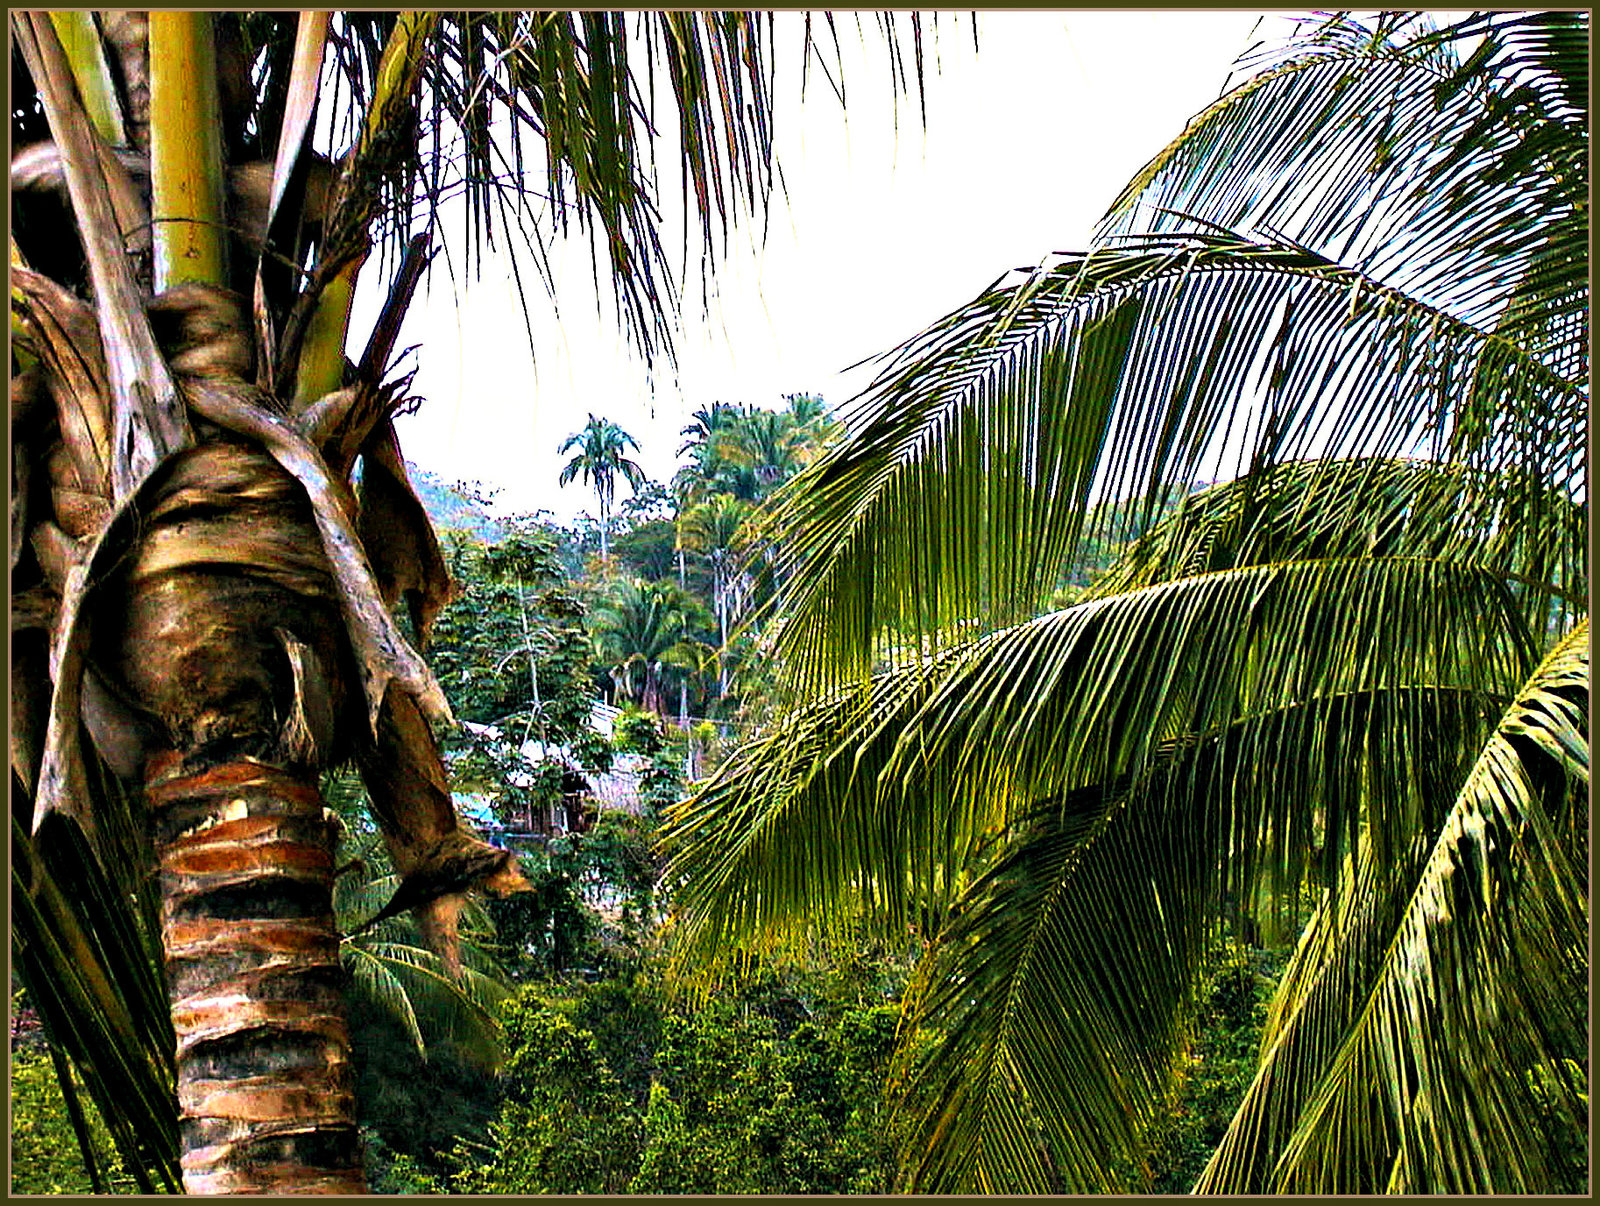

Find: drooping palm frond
<box><xmin>663</xmin><ymin>9</ymin><xmax>1587</xmax><ymax>1197</ymax></box>
<box><xmin>344</xmin><ymin>935</ymin><xmax>510</xmax><ymax>1068</ymax></box>
<box><xmin>10</xmin><ymin>803</ymin><xmax>180</xmax><ymax>1192</ymax></box>
<box><xmin>1103</xmin><ymin>13</ymin><xmax>1587</xmax><ymax>339</ymax></box>
<box><xmin>890</xmin><ymin>679</ymin><xmax>1487</xmax><ymax>1193</ymax></box>
<box><xmin>663</xmin><ymin>550</ymin><xmax>1537</xmax><ymax>976</ymax></box>
<box><xmin>294</xmin><ymin>11</ymin><xmax>933</xmax><ymax>366</ymax></box>
<box><xmin>1198</xmin><ymin>620</ymin><xmax>1588</xmax><ymax>1194</ymax></box>
<box><xmin>1092</xmin><ymin>457</ymin><xmax>1586</xmax><ymax>636</ymax></box>
<box><xmin>334</xmin><ymin>830</ymin><xmax>512</xmax><ymax>1068</ymax></box>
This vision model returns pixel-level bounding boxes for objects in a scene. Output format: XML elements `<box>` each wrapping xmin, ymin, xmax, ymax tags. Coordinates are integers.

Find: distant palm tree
<box><xmin>666</xmin><ymin>12</ymin><xmax>1587</xmax><ymax>1195</ymax></box>
<box><xmin>676</xmin><ymin>401</ymin><xmax>747</xmax><ymax>463</ymax></box>
<box><xmin>715</xmin><ymin>408</ymin><xmax>804</xmax><ymax>496</ymax></box>
<box><xmin>781</xmin><ymin>392</ymin><xmax>839</xmax><ymax>471</ymax></box>
<box><xmin>673</xmin><ymin>401</ymin><xmax>756</xmax><ymax>503</ymax></box>
<box><xmin>558</xmin><ymin>414</ymin><xmax>648</xmax><ymax>560</ymax></box>
<box><xmin>588</xmin><ymin>578</ymin><xmax>708</xmax><ymax>717</ymax></box>
<box><xmin>678</xmin><ymin>493</ymin><xmax>753</xmax><ymax>694</ymax></box>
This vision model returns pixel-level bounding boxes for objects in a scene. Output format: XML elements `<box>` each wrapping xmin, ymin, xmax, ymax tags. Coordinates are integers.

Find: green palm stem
<box><xmin>293</xmin><ymin>11</ymin><xmax>436</xmax><ymax>405</ymax></box>
<box><xmin>148</xmin><ymin>12</ymin><xmax>228</xmax><ymax>289</ymax></box>
<box><xmin>46</xmin><ymin>12</ymin><xmax>126</xmax><ymax>146</ymax></box>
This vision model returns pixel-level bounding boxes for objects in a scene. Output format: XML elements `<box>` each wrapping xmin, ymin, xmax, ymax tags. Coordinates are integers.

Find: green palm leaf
<box><xmin>311</xmin><ymin>12</ymin><xmax>930</xmax><ymax>365</ymax></box>
<box><xmin>755</xmin><ymin>237</ymin><xmax>1583</xmax><ymax>693</ymax></box>
<box><xmin>1102</xmin><ymin>14</ymin><xmax>1586</xmax><ymax>334</ymax></box>
<box><xmin>1093</xmin><ymin>457</ymin><xmax>1586</xmax><ymax>635</ymax></box>
<box><xmin>1198</xmin><ymin>620</ymin><xmax>1587</xmax><ymax>1194</ymax></box>
<box><xmin>664</xmin><ymin>553</ymin><xmax>1536</xmax><ymax>974</ymax></box>
<box><xmin>892</xmin><ymin>679</ymin><xmax>1485</xmax><ymax>1192</ymax></box>
<box><xmin>664</xmin><ymin>9</ymin><xmax>1587</xmax><ymax>1195</ymax></box>
<box><xmin>11</xmin><ymin>807</ymin><xmax>180</xmax><ymax>1192</ymax></box>
<box><xmin>751</xmin><ymin>9</ymin><xmax>1584</xmax><ymax>696</ymax></box>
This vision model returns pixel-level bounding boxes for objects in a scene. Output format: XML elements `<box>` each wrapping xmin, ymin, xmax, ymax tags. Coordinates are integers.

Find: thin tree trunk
<box><xmin>715</xmin><ymin>564</ymin><xmax>728</xmax><ymax>697</ymax></box>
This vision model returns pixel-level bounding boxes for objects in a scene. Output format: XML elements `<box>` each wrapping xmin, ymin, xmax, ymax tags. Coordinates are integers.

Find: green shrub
<box><xmin>9</xmin><ymin>1050</ymin><xmax>133</xmax><ymax>1195</ymax></box>
<box><xmin>453</xmin><ymin>968</ymin><xmax>907</xmax><ymax>1195</ymax></box>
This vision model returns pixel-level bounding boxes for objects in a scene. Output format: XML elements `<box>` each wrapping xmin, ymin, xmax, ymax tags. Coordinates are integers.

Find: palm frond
<box><xmin>1101</xmin><ymin>13</ymin><xmax>1586</xmax><ymax>339</ymax></box>
<box><xmin>335</xmin><ymin>832</ymin><xmax>511</xmax><ymax>1069</ymax></box>
<box><xmin>752</xmin><ymin>236</ymin><xmax>1581</xmax><ymax>692</ymax></box>
<box><xmin>11</xmin><ymin>807</ymin><xmax>180</xmax><ymax>1191</ymax></box>
<box><xmin>891</xmin><ymin>676</ymin><xmax>1486</xmax><ymax>1192</ymax></box>
<box><xmin>345</xmin><ymin>937</ymin><xmax>509</xmax><ymax>1069</ymax></box>
<box><xmin>321</xmin><ymin>12</ymin><xmax>932</xmax><ymax>366</ymax></box>
<box><xmin>1199</xmin><ymin>620</ymin><xmax>1588</xmax><ymax>1193</ymax></box>
<box><xmin>1093</xmin><ymin>457</ymin><xmax>1586</xmax><ymax>636</ymax></box>
<box><xmin>663</xmin><ymin>554</ymin><xmax>1537</xmax><ymax>976</ymax></box>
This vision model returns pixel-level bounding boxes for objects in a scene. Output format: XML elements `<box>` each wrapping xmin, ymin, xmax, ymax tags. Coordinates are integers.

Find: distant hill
<box><xmin>404</xmin><ymin>462</ymin><xmax>506</xmax><ymax>543</ymax></box>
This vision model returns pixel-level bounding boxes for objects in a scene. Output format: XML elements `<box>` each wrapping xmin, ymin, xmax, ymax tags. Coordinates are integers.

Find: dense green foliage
<box><xmin>8</xmin><ymin>1046</ymin><xmax>134</xmax><ymax>1195</ymax></box>
<box><xmin>13</xmin><ymin>11</ymin><xmax>1583</xmax><ymax>1197</ymax></box>
<box><xmin>440</xmin><ymin>964</ymin><xmax>911</xmax><ymax>1194</ymax></box>
<box><xmin>664</xmin><ymin>11</ymin><xmax>1588</xmax><ymax>1195</ymax></box>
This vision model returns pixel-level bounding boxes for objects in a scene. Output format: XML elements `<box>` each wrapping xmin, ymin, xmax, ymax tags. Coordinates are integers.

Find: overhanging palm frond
<box><xmin>753</xmin><ymin>236</ymin><xmax>1582</xmax><ymax>692</ymax></box>
<box><xmin>335</xmin><ymin>844</ymin><xmax>512</xmax><ymax>1068</ymax></box>
<box><xmin>891</xmin><ymin>678</ymin><xmax>1487</xmax><ymax>1193</ymax></box>
<box><xmin>1102</xmin><ymin>13</ymin><xmax>1586</xmax><ymax>338</ymax></box>
<box><xmin>346</xmin><ymin>938</ymin><xmax>509</xmax><ymax>1068</ymax></box>
<box><xmin>1092</xmin><ymin>457</ymin><xmax>1586</xmax><ymax>635</ymax></box>
<box><xmin>663</xmin><ymin>553</ymin><xmax>1536</xmax><ymax>976</ymax></box>
<box><xmin>1199</xmin><ymin>620</ymin><xmax>1588</xmax><ymax>1194</ymax></box>
<box><xmin>320</xmin><ymin>11</ymin><xmax>932</xmax><ymax>366</ymax></box>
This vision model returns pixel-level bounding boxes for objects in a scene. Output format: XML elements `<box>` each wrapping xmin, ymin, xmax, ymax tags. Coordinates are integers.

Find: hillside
<box><xmin>404</xmin><ymin>462</ymin><xmax>506</xmax><ymax>542</ymax></box>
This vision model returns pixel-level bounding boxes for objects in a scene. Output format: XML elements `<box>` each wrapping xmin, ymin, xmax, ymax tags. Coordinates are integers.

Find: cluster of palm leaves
<box><xmin>666</xmin><ymin>394</ymin><xmax>841</xmax><ymax>702</ymax></box>
<box><xmin>673</xmin><ymin>393</ymin><xmax>837</xmax><ymax>505</ymax></box>
<box><xmin>663</xmin><ymin>12</ymin><xmax>1588</xmax><ymax>1194</ymax></box>
<box><xmin>559</xmin><ymin>414</ymin><xmax>648</xmax><ymax>560</ymax></box>
<box><xmin>587</xmin><ymin>576</ymin><xmax>711</xmax><ymax>715</ymax></box>
<box><xmin>316</xmin><ymin>769</ymin><xmax>510</xmax><ymax>1064</ymax></box>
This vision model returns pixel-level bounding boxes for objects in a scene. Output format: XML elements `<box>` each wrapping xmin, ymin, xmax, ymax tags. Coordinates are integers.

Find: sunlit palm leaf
<box><xmin>1199</xmin><ymin>620</ymin><xmax>1588</xmax><ymax>1193</ymax></box>
<box><xmin>1102</xmin><ymin>13</ymin><xmax>1586</xmax><ymax>338</ymax></box>
<box><xmin>754</xmin><ymin>236</ymin><xmax>1583</xmax><ymax>693</ymax></box>
<box><xmin>1093</xmin><ymin>457</ymin><xmax>1586</xmax><ymax>636</ymax></box>
<box><xmin>752</xmin><ymin>9</ymin><xmax>1584</xmax><ymax>696</ymax></box>
<box><xmin>892</xmin><ymin>678</ymin><xmax>1485</xmax><ymax>1192</ymax></box>
<box><xmin>666</xmin><ymin>9</ymin><xmax>1587</xmax><ymax>1197</ymax></box>
<box><xmin>664</xmin><ymin>553</ymin><xmax>1536</xmax><ymax>975</ymax></box>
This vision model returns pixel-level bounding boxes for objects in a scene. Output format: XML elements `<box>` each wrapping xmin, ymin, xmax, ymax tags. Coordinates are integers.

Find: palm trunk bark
<box><xmin>147</xmin><ymin>757</ymin><xmax>362</xmax><ymax>1194</ymax></box>
<box><xmin>91</xmin><ymin>439</ymin><xmax>366</xmax><ymax>1193</ymax></box>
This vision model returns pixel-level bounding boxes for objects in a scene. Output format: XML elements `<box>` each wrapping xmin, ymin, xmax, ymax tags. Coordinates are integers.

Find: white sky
<box><xmin>350</xmin><ymin>10</ymin><xmax>1291</xmax><ymax>523</ymax></box>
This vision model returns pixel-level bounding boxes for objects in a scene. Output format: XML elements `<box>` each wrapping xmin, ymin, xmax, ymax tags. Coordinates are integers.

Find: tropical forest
<box><xmin>8</xmin><ymin>9</ymin><xmax>1589</xmax><ymax>1197</ymax></box>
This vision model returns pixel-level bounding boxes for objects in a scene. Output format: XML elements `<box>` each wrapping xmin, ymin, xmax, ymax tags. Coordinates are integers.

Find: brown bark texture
<box><xmin>91</xmin><ymin>434</ymin><xmax>364</xmax><ymax>1194</ymax></box>
<box><xmin>11</xmin><ymin>16</ymin><xmax>527</xmax><ymax>1194</ymax></box>
<box><xmin>148</xmin><ymin>758</ymin><xmax>363</xmax><ymax>1195</ymax></box>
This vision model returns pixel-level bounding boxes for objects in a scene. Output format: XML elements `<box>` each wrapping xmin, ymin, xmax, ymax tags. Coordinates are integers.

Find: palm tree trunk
<box><xmin>715</xmin><ymin>567</ymin><xmax>729</xmax><ymax>697</ymax></box>
<box><xmin>147</xmin><ymin>757</ymin><xmax>361</xmax><ymax>1194</ymax></box>
<box><xmin>92</xmin><ymin>441</ymin><xmax>365</xmax><ymax>1193</ymax></box>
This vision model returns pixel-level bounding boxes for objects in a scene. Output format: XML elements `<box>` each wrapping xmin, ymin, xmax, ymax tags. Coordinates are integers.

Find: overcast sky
<box><xmin>351</xmin><ymin>10</ymin><xmax>1288</xmax><ymax>522</ymax></box>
